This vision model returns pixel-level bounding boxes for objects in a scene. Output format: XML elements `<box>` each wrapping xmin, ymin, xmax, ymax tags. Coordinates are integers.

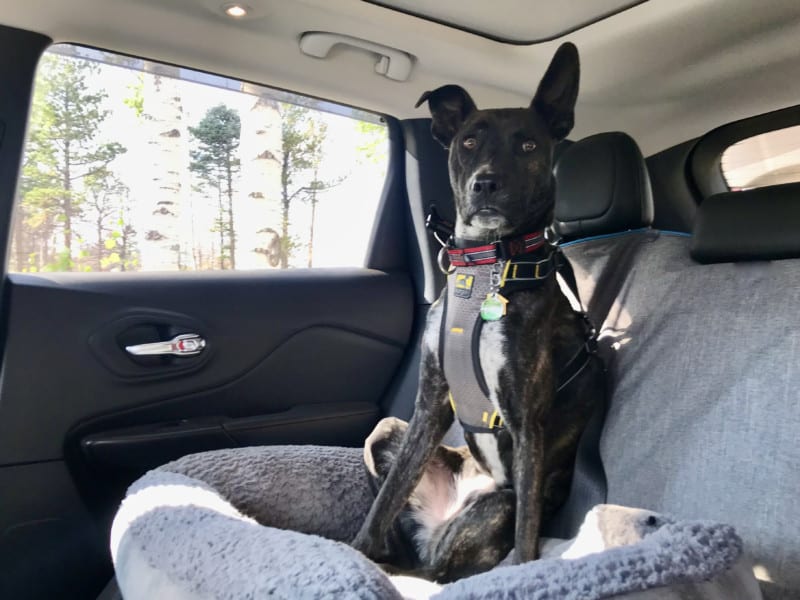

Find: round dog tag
<box><xmin>480</xmin><ymin>293</ymin><xmax>508</xmax><ymax>321</ymax></box>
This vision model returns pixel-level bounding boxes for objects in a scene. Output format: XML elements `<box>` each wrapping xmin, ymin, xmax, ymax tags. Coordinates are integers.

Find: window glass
<box><xmin>721</xmin><ymin>124</ymin><xmax>800</xmax><ymax>191</ymax></box>
<box><xmin>11</xmin><ymin>44</ymin><xmax>388</xmax><ymax>273</ymax></box>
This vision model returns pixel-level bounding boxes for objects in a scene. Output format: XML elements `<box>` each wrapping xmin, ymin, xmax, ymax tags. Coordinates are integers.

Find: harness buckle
<box><xmin>426</xmin><ymin>206</ymin><xmax>454</xmax><ymax>245</ymax></box>
<box><xmin>581</xmin><ymin>312</ymin><xmax>599</xmax><ymax>354</ymax></box>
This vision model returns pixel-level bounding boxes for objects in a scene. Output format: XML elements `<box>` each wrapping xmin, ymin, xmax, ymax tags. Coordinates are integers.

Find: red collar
<box><xmin>447</xmin><ymin>231</ymin><xmax>546</xmax><ymax>267</ymax></box>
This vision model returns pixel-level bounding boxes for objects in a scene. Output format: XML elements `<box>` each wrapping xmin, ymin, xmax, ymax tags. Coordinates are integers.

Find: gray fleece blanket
<box><xmin>111</xmin><ymin>446</ymin><xmax>761</xmax><ymax>600</ymax></box>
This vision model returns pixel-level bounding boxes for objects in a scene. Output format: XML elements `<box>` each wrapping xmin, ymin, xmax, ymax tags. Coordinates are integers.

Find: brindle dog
<box><xmin>352</xmin><ymin>42</ymin><xmax>604</xmax><ymax>582</ymax></box>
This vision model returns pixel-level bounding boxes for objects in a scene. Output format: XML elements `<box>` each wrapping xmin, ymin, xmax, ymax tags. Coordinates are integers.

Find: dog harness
<box><xmin>433</xmin><ymin>220</ymin><xmax>598</xmax><ymax>435</ymax></box>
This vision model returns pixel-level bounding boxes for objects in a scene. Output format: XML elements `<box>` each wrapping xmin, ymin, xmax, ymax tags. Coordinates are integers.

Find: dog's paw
<box><xmin>512</xmin><ymin>546</ymin><xmax>540</xmax><ymax>565</ymax></box>
<box><xmin>351</xmin><ymin>530</ymin><xmax>386</xmax><ymax>561</ymax></box>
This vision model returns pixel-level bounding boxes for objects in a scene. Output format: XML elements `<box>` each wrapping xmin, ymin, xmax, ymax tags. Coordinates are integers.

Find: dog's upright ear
<box><xmin>531</xmin><ymin>42</ymin><xmax>580</xmax><ymax>140</ymax></box>
<box><xmin>415</xmin><ymin>85</ymin><xmax>477</xmax><ymax>148</ymax></box>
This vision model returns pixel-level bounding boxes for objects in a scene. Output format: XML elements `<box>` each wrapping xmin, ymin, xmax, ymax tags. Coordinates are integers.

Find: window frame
<box><xmin>11</xmin><ymin>42</ymin><xmax>399</xmax><ymax>274</ymax></box>
<box><xmin>690</xmin><ymin>104</ymin><xmax>800</xmax><ymax>200</ymax></box>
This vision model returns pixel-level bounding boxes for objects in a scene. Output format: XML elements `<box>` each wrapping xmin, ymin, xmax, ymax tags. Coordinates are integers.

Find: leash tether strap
<box><xmin>543</xmin><ymin>244</ymin><xmax>608</xmax><ymax>539</ymax></box>
<box><xmin>545</xmin><ymin>234</ymin><xmax>652</xmax><ymax>538</ymax></box>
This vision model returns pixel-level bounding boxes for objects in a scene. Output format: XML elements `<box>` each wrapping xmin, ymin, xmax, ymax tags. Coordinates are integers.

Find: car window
<box><xmin>11</xmin><ymin>44</ymin><xmax>388</xmax><ymax>273</ymax></box>
<box><xmin>721</xmin><ymin>124</ymin><xmax>800</xmax><ymax>191</ymax></box>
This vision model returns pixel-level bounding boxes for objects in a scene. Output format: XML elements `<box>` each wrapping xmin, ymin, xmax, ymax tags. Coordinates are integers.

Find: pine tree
<box><xmin>278</xmin><ymin>104</ymin><xmax>329</xmax><ymax>269</ymax></box>
<box><xmin>21</xmin><ymin>53</ymin><xmax>125</xmax><ymax>269</ymax></box>
<box><xmin>189</xmin><ymin>104</ymin><xmax>242</xmax><ymax>269</ymax></box>
<box><xmin>115</xmin><ymin>197</ymin><xmax>139</xmax><ymax>272</ymax></box>
<box><xmin>86</xmin><ymin>169</ymin><xmax>135</xmax><ymax>271</ymax></box>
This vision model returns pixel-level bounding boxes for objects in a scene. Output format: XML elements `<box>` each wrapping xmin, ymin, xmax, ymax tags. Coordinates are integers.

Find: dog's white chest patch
<box><xmin>409</xmin><ymin>461</ymin><xmax>497</xmax><ymax>561</ymax></box>
<box><xmin>472</xmin><ymin>432</ymin><xmax>507</xmax><ymax>486</ymax></box>
<box><xmin>476</xmin><ymin>321</ymin><xmax>509</xmax><ymax>486</ymax></box>
<box><xmin>422</xmin><ymin>298</ymin><xmax>444</xmax><ymax>355</ymax></box>
<box><xmin>478</xmin><ymin>320</ymin><xmax>507</xmax><ymax>414</ymax></box>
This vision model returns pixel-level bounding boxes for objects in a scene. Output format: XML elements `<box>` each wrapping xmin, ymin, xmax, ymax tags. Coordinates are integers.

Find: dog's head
<box><xmin>416</xmin><ymin>42</ymin><xmax>579</xmax><ymax>242</ymax></box>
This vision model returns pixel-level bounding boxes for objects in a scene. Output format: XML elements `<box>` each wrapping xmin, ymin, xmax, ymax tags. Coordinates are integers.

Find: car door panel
<box><xmin>0</xmin><ymin>268</ymin><xmax>412</xmax><ymax>466</ymax></box>
<box><xmin>0</xmin><ymin>268</ymin><xmax>413</xmax><ymax>598</ymax></box>
<box><xmin>0</xmin><ymin>461</ymin><xmax>109</xmax><ymax>600</ymax></box>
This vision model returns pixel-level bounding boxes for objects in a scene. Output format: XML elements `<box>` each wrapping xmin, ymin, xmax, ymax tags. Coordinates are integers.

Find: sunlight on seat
<box><xmin>752</xmin><ymin>563</ymin><xmax>773</xmax><ymax>583</ymax></box>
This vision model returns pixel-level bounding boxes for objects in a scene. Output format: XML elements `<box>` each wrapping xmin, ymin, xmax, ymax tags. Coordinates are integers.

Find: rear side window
<box><xmin>11</xmin><ymin>44</ymin><xmax>388</xmax><ymax>273</ymax></box>
<box><xmin>721</xmin><ymin>124</ymin><xmax>800</xmax><ymax>190</ymax></box>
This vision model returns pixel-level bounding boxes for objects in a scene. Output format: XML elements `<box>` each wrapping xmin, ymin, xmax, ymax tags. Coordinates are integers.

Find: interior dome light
<box><xmin>223</xmin><ymin>4</ymin><xmax>249</xmax><ymax>18</ymax></box>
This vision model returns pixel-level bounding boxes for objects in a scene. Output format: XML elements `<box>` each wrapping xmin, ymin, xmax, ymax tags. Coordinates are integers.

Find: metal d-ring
<box><xmin>438</xmin><ymin>246</ymin><xmax>455</xmax><ymax>275</ymax></box>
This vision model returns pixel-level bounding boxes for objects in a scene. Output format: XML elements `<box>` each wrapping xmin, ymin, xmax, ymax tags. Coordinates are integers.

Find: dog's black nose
<box><xmin>471</xmin><ymin>176</ymin><xmax>501</xmax><ymax>194</ymax></box>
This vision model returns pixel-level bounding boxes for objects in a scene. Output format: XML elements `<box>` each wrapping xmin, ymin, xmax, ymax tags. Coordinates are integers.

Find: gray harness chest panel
<box><xmin>441</xmin><ymin>264</ymin><xmax>503</xmax><ymax>433</ymax></box>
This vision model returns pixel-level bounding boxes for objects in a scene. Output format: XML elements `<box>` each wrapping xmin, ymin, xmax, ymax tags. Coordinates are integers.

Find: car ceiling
<box><xmin>2</xmin><ymin>0</ymin><xmax>800</xmax><ymax>155</ymax></box>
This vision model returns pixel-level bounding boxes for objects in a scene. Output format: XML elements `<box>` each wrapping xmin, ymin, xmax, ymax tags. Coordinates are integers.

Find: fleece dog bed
<box><xmin>111</xmin><ymin>445</ymin><xmax>761</xmax><ymax>600</ymax></box>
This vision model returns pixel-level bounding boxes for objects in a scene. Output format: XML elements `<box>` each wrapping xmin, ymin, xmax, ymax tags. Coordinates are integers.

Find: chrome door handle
<box><xmin>125</xmin><ymin>333</ymin><xmax>206</xmax><ymax>357</ymax></box>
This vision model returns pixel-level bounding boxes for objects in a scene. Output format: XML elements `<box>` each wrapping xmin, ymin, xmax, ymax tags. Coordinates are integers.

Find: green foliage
<box><xmin>43</xmin><ymin>250</ymin><xmax>75</xmax><ymax>272</ymax></box>
<box><xmin>277</xmin><ymin>103</ymin><xmax>331</xmax><ymax>268</ymax></box>
<box><xmin>124</xmin><ymin>73</ymin><xmax>145</xmax><ymax>118</ymax></box>
<box><xmin>279</xmin><ymin>104</ymin><xmax>326</xmax><ymax>196</ymax></box>
<box><xmin>85</xmin><ymin>168</ymin><xmax>134</xmax><ymax>271</ymax></box>
<box><xmin>19</xmin><ymin>53</ymin><xmax>126</xmax><ymax>270</ymax></box>
<box><xmin>189</xmin><ymin>104</ymin><xmax>242</xmax><ymax>182</ymax></box>
<box><xmin>280</xmin><ymin>235</ymin><xmax>302</xmax><ymax>263</ymax></box>
<box><xmin>354</xmin><ymin>120</ymin><xmax>388</xmax><ymax>165</ymax></box>
<box><xmin>108</xmin><ymin>217</ymin><xmax>139</xmax><ymax>272</ymax></box>
<box><xmin>189</xmin><ymin>104</ymin><xmax>242</xmax><ymax>269</ymax></box>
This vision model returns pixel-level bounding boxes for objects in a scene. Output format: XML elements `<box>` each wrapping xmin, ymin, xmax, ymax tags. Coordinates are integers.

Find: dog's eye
<box><xmin>463</xmin><ymin>137</ymin><xmax>477</xmax><ymax>150</ymax></box>
<box><xmin>522</xmin><ymin>141</ymin><xmax>536</xmax><ymax>152</ymax></box>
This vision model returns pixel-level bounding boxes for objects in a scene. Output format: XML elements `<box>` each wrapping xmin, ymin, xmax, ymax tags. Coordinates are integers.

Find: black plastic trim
<box><xmin>365</xmin><ymin>116</ymin><xmax>409</xmax><ymax>270</ymax></box>
<box><xmin>689</xmin><ymin>103</ymin><xmax>800</xmax><ymax>199</ymax></box>
<box><xmin>646</xmin><ymin>139</ymin><xmax>698</xmax><ymax>233</ymax></box>
<box><xmin>0</xmin><ymin>26</ymin><xmax>52</xmax><ymax>366</ymax></box>
<box><xmin>81</xmin><ymin>402</ymin><xmax>379</xmax><ymax>470</ymax></box>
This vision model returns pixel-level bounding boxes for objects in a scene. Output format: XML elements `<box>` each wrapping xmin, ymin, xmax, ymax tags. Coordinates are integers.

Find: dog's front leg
<box><xmin>512</xmin><ymin>350</ymin><xmax>555</xmax><ymax>564</ymax></box>
<box><xmin>352</xmin><ymin>351</ymin><xmax>452</xmax><ymax>561</ymax></box>
<box><xmin>512</xmin><ymin>421</ymin><xmax>546</xmax><ymax>563</ymax></box>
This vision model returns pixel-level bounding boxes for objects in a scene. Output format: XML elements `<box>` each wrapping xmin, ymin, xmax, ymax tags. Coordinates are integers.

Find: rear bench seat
<box><xmin>104</xmin><ymin>131</ymin><xmax>794</xmax><ymax>600</ymax></box>
<box><xmin>557</xmin><ymin>134</ymin><xmax>800</xmax><ymax>599</ymax></box>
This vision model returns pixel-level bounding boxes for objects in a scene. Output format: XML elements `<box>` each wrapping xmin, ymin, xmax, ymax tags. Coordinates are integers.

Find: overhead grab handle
<box><xmin>299</xmin><ymin>32</ymin><xmax>413</xmax><ymax>82</ymax></box>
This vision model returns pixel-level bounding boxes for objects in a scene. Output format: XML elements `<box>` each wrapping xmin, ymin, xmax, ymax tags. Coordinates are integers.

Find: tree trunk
<box><xmin>281</xmin><ymin>194</ymin><xmax>290</xmax><ymax>268</ymax></box>
<box><xmin>12</xmin><ymin>208</ymin><xmax>30</xmax><ymax>271</ymax></box>
<box><xmin>307</xmin><ymin>167</ymin><xmax>319</xmax><ymax>268</ymax></box>
<box><xmin>307</xmin><ymin>197</ymin><xmax>316</xmax><ymax>268</ymax></box>
<box><xmin>237</xmin><ymin>96</ymin><xmax>281</xmax><ymax>269</ymax></box>
<box><xmin>63</xmin><ymin>139</ymin><xmax>72</xmax><ymax>262</ymax></box>
<box><xmin>217</xmin><ymin>186</ymin><xmax>225</xmax><ymax>269</ymax></box>
<box><xmin>140</xmin><ymin>67</ymin><xmax>184</xmax><ymax>271</ymax></box>
<box><xmin>97</xmin><ymin>217</ymin><xmax>104</xmax><ymax>271</ymax></box>
<box><xmin>226</xmin><ymin>157</ymin><xmax>236</xmax><ymax>270</ymax></box>
<box><xmin>119</xmin><ymin>227</ymin><xmax>128</xmax><ymax>272</ymax></box>
<box><xmin>280</xmin><ymin>149</ymin><xmax>290</xmax><ymax>269</ymax></box>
